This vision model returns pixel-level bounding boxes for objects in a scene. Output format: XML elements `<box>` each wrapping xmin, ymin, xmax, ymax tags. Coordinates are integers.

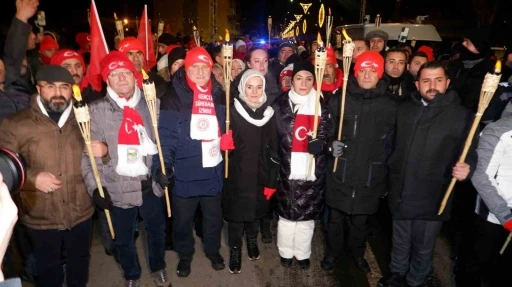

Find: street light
<box><xmin>123</xmin><ymin>18</ymin><xmax>128</xmax><ymax>24</ymax></box>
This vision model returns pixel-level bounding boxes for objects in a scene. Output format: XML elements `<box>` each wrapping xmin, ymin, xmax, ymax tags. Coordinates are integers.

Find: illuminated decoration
<box><xmin>296</xmin><ymin>26</ymin><xmax>299</xmax><ymax>36</ymax></box>
<box><xmin>318</xmin><ymin>4</ymin><xmax>325</xmax><ymax>28</ymax></box>
<box><xmin>300</xmin><ymin>3</ymin><xmax>312</xmax><ymax>14</ymax></box>
<box><xmin>294</xmin><ymin>14</ymin><xmax>303</xmax><ymax>22</ymax></box>
<box><xmin>303</xmin><ymin>19</ymin><xmax>307</xmax><ymax>34</ymax></box>
<box><xmin>325</xmin><ymin>7</ymin><xmax>333</xmax><ymax>47</ymax></box>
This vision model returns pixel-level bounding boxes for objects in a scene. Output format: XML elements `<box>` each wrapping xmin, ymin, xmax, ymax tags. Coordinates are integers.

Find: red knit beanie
<box><xmin>417</xmin><ymin>46</ymin><xmax>435</xmax><ymax>61</ymax></box>
<box><xmin>50</xmin><ymin>49</ymin><xmax>86</xmax><ymax>73</ymax></box>
<box><xmin>184</xmin><ymin>47</ymin><xmax>213</xmax><ymax>71</ymax></box>
<box><xmin>354</xmin><ymin>51</ymin><xmax>385</xmax><ymax>79</ymax></box>
<box><xmin>118</xmin><ymin>37</ymin><xmax>144</xmax><ymax>54</ymax></box>
<box><xmin>100</xmin><ymin>51</ymin><xmax>137</xmax><ymax>82</ymax></box>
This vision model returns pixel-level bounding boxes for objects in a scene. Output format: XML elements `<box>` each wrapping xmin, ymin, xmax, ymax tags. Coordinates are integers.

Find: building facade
<box><xmin>153</xmin><ymin>0</ymin><xmax>240</xmax><ymax>42</ymax></box>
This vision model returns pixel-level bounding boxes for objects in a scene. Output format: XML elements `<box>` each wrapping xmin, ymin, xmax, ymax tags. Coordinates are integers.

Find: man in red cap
<box><xmin>320</xmin><ymin>47</ymin><xmax>344</xmax><ymax>103</ymax></box>
<box><xmin>51</xmin><ymin>49</ymin><xmax>103</xmax><ymax>103</ymax></box>
<box><xmin>118</xmin><ymin>37</ymin><xmax>145</xmax><ymax>73</ymax></box>
<box><xmin>39</xmin><ymin>35</ymin><xmax>59</xmax><ymax>65</ymax></box>
<box><xmin>82</xmin><ymin>51</ymin><xmax>171</xmax><ymax>287</ymax></box>
<box><xmin>322</xmin><ymin>51</ymin><xmax>398</xmax><ymax>274</ymax></box>
<box><xmin>154</xmin><ymin>47</ymin><xmax>226</xmax><ymax>277</ymax></box>
<box><xmin>75</xmin><ymin>32</ymin><xmax>91</xmax><ymax>56</ymax></box>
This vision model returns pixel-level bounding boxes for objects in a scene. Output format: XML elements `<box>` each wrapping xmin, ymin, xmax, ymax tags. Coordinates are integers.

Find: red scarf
<box><xmin>320</xmin><ymin>68</ymin><xmax>344</xmax><ymax>92</ymax></box>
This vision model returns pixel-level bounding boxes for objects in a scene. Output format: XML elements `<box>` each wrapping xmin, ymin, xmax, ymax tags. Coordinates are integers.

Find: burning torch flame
<box><xmin>225</xmin><ymin>29</ymin><xmax>230</xmax><ymax>42</ymax></box>
<box><xmin>72</xmin><ymin>85</ymin><xmax>82</xmax><ymax>101</ymax></box>
<box><xmin>342</xmin><ymin>28</ymin><xmax>352</xmax><ymax>41</ymax></box>
<box><xmin>141</xmin><ymin>69</ymin><xmax>149</xmax><ymax>80</ymax></box>
<box><xmin>317</xmin><ymin>32</ymin><xmax>323</xmax><ymax>46</ymax></box>
<box><xmin>495</xmin><ymin>60</ymin><xmax>502</xmax><ymax>74</ymax></box>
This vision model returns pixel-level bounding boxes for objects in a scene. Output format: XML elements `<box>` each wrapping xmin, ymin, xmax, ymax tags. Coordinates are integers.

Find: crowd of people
<box><xmin>1</xmin><ymin>1</ymin><xmax>512</xmax><ymax>287</ymax></box>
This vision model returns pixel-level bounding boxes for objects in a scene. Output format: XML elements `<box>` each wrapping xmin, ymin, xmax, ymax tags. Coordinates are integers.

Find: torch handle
<box><xmin>333</xmin><ymin>76</ymin><xmax>349</xmax><ymax>172</ymax></box>
<box><xmin>500</xmin><ymin>233</ymin><xmax>512</xmax><ymax>255</ymax></box>
<box><xmin>224</xmin><ymin>70</ymin><xmax>231</xmax><ymax>179</ymax></box>
<box><xmin>308</xmin><ymin>84</ymin><xmax>323</xmax><ymax>178</ymax></box>
<box><xmin>438</xmin><ymin>114</ymin><xmax>482</xmax><ymax>215</ymax></box>
<box><xmin>153</xmin><ymin>124</ymin><xmax>172</xmax><ymax>218</ymax></box>
<box><xmin>85</xmin><ymin>143</ymin><xmax>115</xmax><ymax>239</ymax></box>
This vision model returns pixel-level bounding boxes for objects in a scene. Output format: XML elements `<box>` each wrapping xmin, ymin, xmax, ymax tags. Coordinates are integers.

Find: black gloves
<box><xmin>156</xmin><ymin>167</ymin><xmax>175</xmax><ymax>189</ymax></box>
<box><xmin>93</xmin><ymin>187</ymin><xmax>113</xmax><ymax>210</ymax></box>
<box><xmin>330</xmin><ymin>140</ymin><xmax>347</xmax><ymax>158</ymax></box>
<box><xmin>308</xmin><ymin>136</ymin><xmax>325</xmax><ymax>156</ymax></box>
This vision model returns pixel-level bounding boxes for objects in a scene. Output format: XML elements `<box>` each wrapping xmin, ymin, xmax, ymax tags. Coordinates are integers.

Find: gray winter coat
<box><xmin>81</xmin><ymin>91</ymin><xmax>163</xmax><ymax>208</ymax></box>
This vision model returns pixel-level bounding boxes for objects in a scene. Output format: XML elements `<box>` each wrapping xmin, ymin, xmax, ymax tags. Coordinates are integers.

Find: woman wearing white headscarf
<box><xmin>220</xmin><ymin>69</ymin><xmax>280</xmax><ymax>274</ymax></box>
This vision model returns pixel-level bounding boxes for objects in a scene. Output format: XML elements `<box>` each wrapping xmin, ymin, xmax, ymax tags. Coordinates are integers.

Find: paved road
<box><xmin>18</xmin><ymin>217</ymin><xmax>452</xmax><ymax>287</ymax></box>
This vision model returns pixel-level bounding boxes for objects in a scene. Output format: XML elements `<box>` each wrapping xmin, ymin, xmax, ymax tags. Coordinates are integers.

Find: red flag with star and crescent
<box><xmin>137</xmin><ymin>5</ymin><xmax>157</xmax><ymax>71</ymax></box>
<box><xmin>87</xmin><ymin>0</ymin><xmax>109</xmax><ymax>92</ymax></box>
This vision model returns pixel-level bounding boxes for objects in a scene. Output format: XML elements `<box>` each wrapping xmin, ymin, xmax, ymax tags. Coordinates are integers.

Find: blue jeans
<box><xmin>110</xmin><ymin>191</ymin><xmax>166</xmax><ymax>280</ymax></box>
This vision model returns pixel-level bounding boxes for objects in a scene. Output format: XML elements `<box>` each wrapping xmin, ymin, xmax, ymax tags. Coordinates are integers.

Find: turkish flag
<box><xmin>137</xmin><ymin>5</ymin><xmax>157</xmax><ymax>71</ymax></box>
<box><xmin>87</xmin><ymin>0</ymin><xmax>109</xmax><ymax>92</ymax></box>
<box><xmin>291</xmin><ymin>114</ymin><xmax>315</xmax><ymax>153</ymax></box>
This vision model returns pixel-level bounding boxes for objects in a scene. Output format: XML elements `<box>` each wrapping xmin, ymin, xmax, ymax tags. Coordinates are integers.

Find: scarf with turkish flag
<box><xmin>137</xmin><ymin>5</ymin><xmax>157</xmax><ymax>71</ymax></box>
<box><xmin>288</xmin><ymin>87</ymin><xmax>320</xmax><ymax>181</ymax></box>
<box><xmin>87</xmin><ymin>0</ymin><xmax>109</xmax><ymax>92</ymax></box>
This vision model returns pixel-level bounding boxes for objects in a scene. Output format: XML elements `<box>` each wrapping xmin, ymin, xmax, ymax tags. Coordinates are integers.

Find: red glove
<box><xmin>263</xmin><ymin>187</ymin><xmax>276</xmax><ymax>200</ymax></box>
<box><xmin>220</xmin><ymin>130</ymin><xmax>235</xmax><ymax>151</ymax></box>
<box><xmin>504</xmin><ymin>219</ymin><xmax>512</xmax><ymax>232</ymax></box>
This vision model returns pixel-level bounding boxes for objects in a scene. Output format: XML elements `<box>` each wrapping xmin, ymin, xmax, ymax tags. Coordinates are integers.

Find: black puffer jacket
<box><xmin>326</xmin><ymin>76</ymin><xmax>397</xmax><ymax>215</ymax></box>
<box><xmin>387</xmin><ymin>91</ymin><xmax>477</xmax><ymax>221</ymax></box>
<box><xmin>273</xmin><ymin>91</ymin><xmax>332</xmax><ymax>221</ymax></box>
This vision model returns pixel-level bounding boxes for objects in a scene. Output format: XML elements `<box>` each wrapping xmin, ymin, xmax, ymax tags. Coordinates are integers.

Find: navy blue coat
<box><xmin>152</xmin><ymin>68</ymin><xmax>226</xmax><ymax>198</ymax></box>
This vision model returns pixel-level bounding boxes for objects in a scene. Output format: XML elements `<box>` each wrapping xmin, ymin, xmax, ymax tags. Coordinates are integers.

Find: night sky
<box><xmin>0</xmin><ymin>0</ymin><xmax>510</xmax><ymax>45</ymax></box>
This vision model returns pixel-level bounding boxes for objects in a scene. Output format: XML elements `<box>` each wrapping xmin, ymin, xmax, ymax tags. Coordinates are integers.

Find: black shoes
<box><xmin>261</xmin><ymin>231</ymin><xmax>272</xmax><ymax>244</ymax></box>
<box><xmin>229</xmin><ymin>246</ymin><xmax>242</xmax><ymax>274</ymax></box>
<box><xmin>297</xmin><ymin>259</ymin><xmax>310</xmax><ymax>270</ymax></box>
<box><xmin>280</xmin><ymin>257</ymin><xmax>293</xmax><ymax>267</ymax></box>
<box><xmin>206</xmin><ymin>253</ymin><xmax>225</xmax><ymax>271</ymax></box>
<box><xmin>246</xmin><ymin>236</ymin><xmax>260</xmax><ymax>260</ymax></box>
<box><xmin>377</xmin><ymin>273</ymin><xmax>406</xmax><ymax>287</ymax></box>
<box><xmin>176</xmin><ymin>258</ymin><xmax>191</xmax><ymax>277</ymax></box>
<box><xmin>353</xmin><ymin>256</ymin><xmax>371</xmax><ymax>273</ymax></box>
<box><xmin>320</xmin><ymin>255</ymin><xmax>337</xmax><ymax>271</ymax></box>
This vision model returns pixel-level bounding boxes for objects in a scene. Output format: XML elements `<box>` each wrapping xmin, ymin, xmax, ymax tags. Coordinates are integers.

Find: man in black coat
<box><xmin>379</xmin><ymin>61</ymin><xmax>477</xmax><ymax>287</ymax></box>
<box><xmin>322</xmin><ymin>51</ymin><xmax>397</xmax><ymax>273</ymax></box>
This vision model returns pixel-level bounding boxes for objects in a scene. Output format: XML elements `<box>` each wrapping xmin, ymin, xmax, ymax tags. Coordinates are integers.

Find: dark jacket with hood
<box><xmin>326</xmin><ymin>76</ymin><xmax>397</xmax><ymax>215</ymax></box>
<box><xmin>273</xmin><ymin>91</ymin><xmax>332</xmax><ymax>221</ymax></box>
<box><xmin>387</xmin><ymin>91</ymin><xmax>477</xmax><ymax>221</ymax></box>
<box><xmin>153</xmin><ymin>68</ymin><xmax>226</xmax><ymax>198</ymax></box>
<box><xmin>222</xmin><ymin>96</ymin><xmax>279</xmax><ymax>222</ymax></box>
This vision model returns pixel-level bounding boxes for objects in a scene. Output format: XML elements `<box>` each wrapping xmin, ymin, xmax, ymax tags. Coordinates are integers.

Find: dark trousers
<box><xmin>96</xmin><ymin>208</ymin><xmax>114</xmax><ymax>252</ymax></box>
<box><xmin>27</xmin><ymin>218</ymin><xmax>92</xmax><ymax>287</ymax></box>
<box><xmin>172</xmin><ymin>192</ymin><xmax>223</xmax><ymax>258</ymax></box>
<box><xmin>390</xmin><ymin>219</ymin><xmax>442</xmax><ymax>287</ymax></box>
<box><xmin>326</xmin><ymin>208</ymin><xmax>369</xmax><ymax>258</ymax></box>
<box><xmin>110</xmin><ymin>192</ymin><xmax>166</xmax><ymax>280</ymax></box>
<box><xmin>228</xmin><ymin>221</ymin><xmax>259</xmax><ymax>247</ymax></box>
<box><xmin>455</xmin><ymin>215</ymin><xmax>511</xmax><ymax>287</ymax></box>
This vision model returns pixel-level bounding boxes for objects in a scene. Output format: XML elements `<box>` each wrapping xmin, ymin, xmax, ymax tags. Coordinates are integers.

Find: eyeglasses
<box><xmin>109</xmin><ymin>71</ymin><xmax>133</xmax><ymax>78</ymax></box>
<box><xmin>38</xmin><ymin>84</ymin><xmax>71</xmax><ymax>92</ymax></box>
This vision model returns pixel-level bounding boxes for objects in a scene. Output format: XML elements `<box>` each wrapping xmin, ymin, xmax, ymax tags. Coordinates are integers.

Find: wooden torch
<box><xmin>438</xmin><ymin>60</ymin><xmax>502</xmax><ymax>215</ymax></box>
<box><xmin>222</xmin><ymin>30</ymin><xmax>233</xmax><ymax>178</ymax></box>
<box><xmin>72</xmin><ymin>85</ymin><xmax>115</xmax><ymax>238</ymax></box>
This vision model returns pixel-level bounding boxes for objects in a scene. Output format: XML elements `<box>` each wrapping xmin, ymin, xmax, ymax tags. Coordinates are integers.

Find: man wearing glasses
<box><xmin>0</xmin><ymin>65</ymin><xmax>94</xmax><ymax>287</ymax></box>
<box><xmin>81</xmin><ymin>51</ymin><xmax>170</xmax><ymax>287</ymax></box>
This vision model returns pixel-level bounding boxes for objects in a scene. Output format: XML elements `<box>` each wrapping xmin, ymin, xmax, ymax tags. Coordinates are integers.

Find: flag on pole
<box><xmin>137</xmin><ymin>5</ymin><xmax>157</xmax><ymax>71</ymax></box>
<box><xmin>87</xmin><ymin>0</ymin><xmax>109</xmax><ymax>92</ymax></box>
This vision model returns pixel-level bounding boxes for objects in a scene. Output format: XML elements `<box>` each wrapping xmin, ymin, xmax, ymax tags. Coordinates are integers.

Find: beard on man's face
<box><xmin>42</xmin><ymin>95</ymin><xmax>70</xmax><ymax>112</ymax></box>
